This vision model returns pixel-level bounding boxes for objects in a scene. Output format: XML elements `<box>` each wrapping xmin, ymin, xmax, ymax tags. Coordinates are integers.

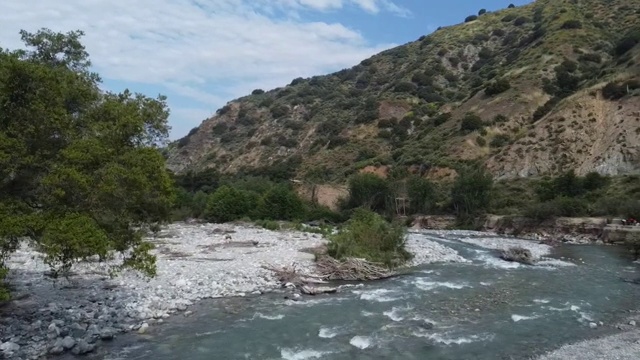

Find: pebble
<box><xmin>630</xmin><ymin>320</ymin><xmax>637</xmax><ymax>326</ymax></box>
<box><xmin>1</xmin><ymin>223</ymin><xmax>484</xmax><ymax>359</ymax></box>
<box><xmin>589</xmin><ymin>322</ymin><xmax>598</xmax><ymax>329</ymax></box>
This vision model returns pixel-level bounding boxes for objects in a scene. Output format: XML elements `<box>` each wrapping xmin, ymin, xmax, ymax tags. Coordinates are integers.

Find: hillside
<box><xmin>166</xmin><ymin>0</ymin><xmax>640</xmax><ymax>182</ymax></box>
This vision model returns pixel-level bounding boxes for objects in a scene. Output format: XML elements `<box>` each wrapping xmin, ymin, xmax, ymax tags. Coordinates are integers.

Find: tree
<box><xmin>344</xmin><ymin>173</ymin><xmax>390</xmax><ymax>213</ymax></box>
<box><xmin>478</xmin><ymin>9</ymin><xmax>487</xmax><ymax>16</ymax></box>
<box><xmin>407</xmin><ymin>176</ymin><xmax>435</xmax><ymax>214</ymax></box>
<box><xmin>204</xmin><ymin>186</ymin><xmax>255</xmax><ymax>222</ymax></box>
<box><xmin>451</xmin><ymin>166</ymin><xmax>493</xmax><ymax>222</ymax></box>
<box><xmin>508</xmin><ymin>3</ymin><xmax>516</xmax><ymax>8</ymax></box>
<box><xmin>0</xmin><ymin>29</ymin><xmax>175</xmax><ymax>289</ymax></box>
<box><xmin>485</xmin><ymin>78</ymin><xmax>511</xmax><ymax>96</ymax></box>
<box><xmin>257</xmin><ymin>185</ymin><xmax>305</xmax><ymax>221</ymax></box>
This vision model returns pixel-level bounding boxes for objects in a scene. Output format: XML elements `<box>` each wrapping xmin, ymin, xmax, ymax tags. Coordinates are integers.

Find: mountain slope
<box><xmin>167</xmin><ymin>0</ymin><xmax>640</xmax><ymax>181</ymax></box>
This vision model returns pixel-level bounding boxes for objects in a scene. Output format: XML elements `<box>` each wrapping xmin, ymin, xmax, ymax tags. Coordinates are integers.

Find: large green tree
<box><xmin>0</xmin><ymin>29</ymin><xmax>175</xmax><ymax>295</ymax></box>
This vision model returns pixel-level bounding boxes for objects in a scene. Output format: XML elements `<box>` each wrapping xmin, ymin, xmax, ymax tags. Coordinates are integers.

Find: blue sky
<box><xmin>0</xmin><ymin>0</ymin><xmax>532</xmax><ymax>139</ymax></box>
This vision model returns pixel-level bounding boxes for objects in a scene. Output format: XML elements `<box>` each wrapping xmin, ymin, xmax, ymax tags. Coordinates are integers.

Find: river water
<box><xmin>100</xmin><ymin>232</ymin><xmax>640</xmax><ymax>360</ymax></box>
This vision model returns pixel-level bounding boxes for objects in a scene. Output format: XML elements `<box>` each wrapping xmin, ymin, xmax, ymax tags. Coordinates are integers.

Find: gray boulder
<box><xmin>71</xmin><ymin>340</ymin><xmax>95</xmax><ymax>355</ymax></box>
<box><xmin>500</xmin><ymin>247</ymin><xmax>535</xmax><ymax>265</ymax></box>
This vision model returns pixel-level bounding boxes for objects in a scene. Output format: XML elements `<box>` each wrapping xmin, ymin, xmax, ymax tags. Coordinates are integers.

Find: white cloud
<box><xmin>0</xmin><ymin>0</ymin><xmax>407</xmax><ymax>138</ymax></box>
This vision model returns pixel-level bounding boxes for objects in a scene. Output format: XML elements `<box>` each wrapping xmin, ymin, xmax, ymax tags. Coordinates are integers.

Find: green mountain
<box><xmin>167</xmin><ymin>0</ymin><xmax>640</xmax><ymax>183</ymax></box>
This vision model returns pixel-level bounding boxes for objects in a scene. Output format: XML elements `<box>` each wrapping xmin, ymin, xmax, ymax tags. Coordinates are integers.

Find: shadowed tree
<box><xmin>0</xmin><ymin>29</ymin><xmax>175</xmax><ymax>297</ymax></box>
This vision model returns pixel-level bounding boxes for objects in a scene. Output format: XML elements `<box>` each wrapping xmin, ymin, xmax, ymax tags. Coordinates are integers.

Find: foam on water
<box><xmin>413</xmin><ymin>331</ymin><xmax>494</xmax><ymax>345</ymax></box>
<box><xmin>318</xmin><ymin>326</ymin><xmax>342</xmax><ymax>339</ymax></box>
<box><xmin>383</xmin><ymin>305</ymin><xmax>413</xmax><ymax>322</ymax></box>
<box><xmin>414</xmin><ymin>278</ymin><xmax>470</xmax><ymax>291</ymax></box>
<box><xmin>533</xmin><ymin>299</ymin><xmax>551</xmax><ymax>304</ymax></box>
<box><xmin>280</xmin><ymin>348</ymin><xmax>331</xmax><ymax>360</ymax></box>
<box><xmin>361</xmin><ymin>310</ymin><xmax>376</xmax><ymax>317</ymax></box>
<box><xmin>538</xmin><ymin>259</ymin><xmax>577</xmax><ymax>267</ymax></box>
<box><xmin>511</xmin><ymin>314</ymin><xmax>539</xmax><ymax>322</ymax></box>
<box><xmin>353</xmin><ymin>288</ymin><xmax>402</xmax><ymax>303</ymax></box>
<box><xmin>349</xmin><ymin>336</ymin><xmax>373</xmax><ymax>349</ymax></box>
<box><xmin>477</xmin><ymin>254</ymin><xmax>522</xmax><ymax>269</ymax></box>
<box><xmin>253</xmin><ymin>313</ymin><xmax>285</xmax><ymax>320</ymax></box>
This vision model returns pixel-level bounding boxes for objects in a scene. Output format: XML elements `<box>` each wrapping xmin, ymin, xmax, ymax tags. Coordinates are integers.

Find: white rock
<box><xmin>589</xmin><ymin>322</ymin><xmax>598</xmax><ymax>329</ymax></box>
<box><xmin>138</xmin><ymin>323</ymin><xmax>149</xmax><ymax>334</ymax></box>
<box><xmin>630</xmin><ymin>320</ymin><xmax>637</xmax><ymax>326</ymax></box>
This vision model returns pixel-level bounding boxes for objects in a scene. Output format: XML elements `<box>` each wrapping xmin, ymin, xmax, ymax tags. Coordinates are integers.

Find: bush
<box><xmin>327</xmin><ymin>209</ymin><xmax>410</xmax><ymax>267</ymax></box>
<box><xmin>485</xmin><ymin>78</ymin><xmax>511</xmax><ymax>96</ymax></box>
<box><xmin>561</xmin><ymin>20</ymin><xmax>582</xmax><ymax>29</ymax></box>
<box><xmin>394</xmin><ymin>81</ymin><xmax>417</xmax><ymax>93</ymax></box>
<box><xmin>532</xmin><ymin>97</ymin><xmax>560</xmax><ymax>121</ymax></box>
<box><xmin>460</xmin><ymin>112</ymin><xmax>484</xmax><ymax>132</ymax></box>
<box><xmin>270</xmin><ymin>104</ymin><xmax>289</xmax><ymax>118</ymax></box>
<box><xmin>433</xmin><ymin>112</ymin><xmax>452</xmax><ymax>126</ymax></box>
<box><xmin>492</xmin><ymin>28</ymin><xmax>506</xmax><ymax>37</ymax></box>
<box><xmin>465</xmin><ymin>15</ymin><xmax>478</xmax><ymax>23</ymax></box>
<box><xmin>205</xmin><ymin>186</ymin><xmax>257</xmax><ymax>223</ymax></box>
<box><xmin>615</xmin><ymin>31</ymin><xmax>640</xmax><ymax>56</ymax></box>
<box><xmin>476</xmin><ymin>136</ymin><xmax>487</xmax><ymax>146</ymax></box>
<box><xmin>502</xmin><ymin>14</ymin><xmax>517</xmax><ymax>22</ymax></box>
<box><xmin>252</xmin><ymin>89</ymin><xmax>265</xmax><ymax>95</ymax></box>
<box><xmin>578</xmin><ymin>53</ymin><xmax>602</xmax><ymax>63</ymax></box>
<box><xmin>490</xmin><ymin>134</ymin><xmax>511</xmax><ymax>147</ymax></box>
<box><xmin>508</xmin><ymin>4</ymin><xmax>515</xmax><ymax>8</ymax></box>
<box><xmin>257</xmin><ymin>185</ymin><xmax>305</xmax><ymax>221</ymax></box>
<box><xmin>344</xmin><ymin>173</ymin><xmax>390</xmax><ymax>213</ymax></box>
<box><xmin>478</xmin><ymin>9</ymin><xmax>487</xmax><ymax>16</ymax></box>
<box><xmin>514</xmin><ymin>17</ymin><xmax>529</xmax><ymax>26</ymax></box>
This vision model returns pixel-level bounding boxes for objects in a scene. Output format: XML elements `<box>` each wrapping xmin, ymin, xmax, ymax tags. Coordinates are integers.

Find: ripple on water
<box><xmin>383</xmin><ymin>305</ymin><xmax>413</xmax><ymax>322</ymax></box>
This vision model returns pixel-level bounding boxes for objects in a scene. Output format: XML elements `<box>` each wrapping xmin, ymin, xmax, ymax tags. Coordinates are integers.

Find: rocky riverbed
<box><xmin>0</xmin><ymin>222</ymin><xmax>469</xmax><ymax>359</ymax></box>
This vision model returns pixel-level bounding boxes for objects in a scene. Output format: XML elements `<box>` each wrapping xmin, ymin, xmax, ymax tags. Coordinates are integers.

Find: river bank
<box><xmin>0</xmin><ymin>223</ymin><xmax>472</xmax><ymax>359</ymax></box>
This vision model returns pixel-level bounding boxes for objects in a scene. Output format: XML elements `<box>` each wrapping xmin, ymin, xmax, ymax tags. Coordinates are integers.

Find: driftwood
<box><xmin>315</xmin><ymin>256</ymin><xmax>396</xmax><ymax>281</ymax></box>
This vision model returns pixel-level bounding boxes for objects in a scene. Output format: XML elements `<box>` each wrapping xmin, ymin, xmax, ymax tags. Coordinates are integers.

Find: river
<box><xmin>93</xmin><ymin>231</ymin><xmax>640</xmax><ymax>360</ymax></box>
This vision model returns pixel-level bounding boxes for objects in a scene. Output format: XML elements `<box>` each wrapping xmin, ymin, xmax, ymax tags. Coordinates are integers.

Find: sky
<box><xmin>0</xmin><ymin>0</ymin><xmax>532</xmax><ymax>139</ymax></box>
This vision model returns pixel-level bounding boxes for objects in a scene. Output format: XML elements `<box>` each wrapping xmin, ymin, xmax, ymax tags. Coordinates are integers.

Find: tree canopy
<box><xmin>0</xmin><ymin>29</ymin><xmax>175</xmax><ymax>295</ymax></box>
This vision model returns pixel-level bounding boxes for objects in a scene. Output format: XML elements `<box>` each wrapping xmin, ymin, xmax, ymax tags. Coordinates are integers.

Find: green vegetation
<box><xmin>327</xmin><ymin>209</ymin><xmax>410</xmax><ymax>267</ymax></box>
<box><xmin>0</xmin><ymin>29</ymin><xmax>175</xmax><ymax>298</ymax></box>
<box><xmin>451</xmin><ymin>166</ymin><xmax>493</xmax><ymax>224</ymax></box>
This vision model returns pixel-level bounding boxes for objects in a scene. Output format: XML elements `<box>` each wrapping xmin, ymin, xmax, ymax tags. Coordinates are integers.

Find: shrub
<box><xmin>465</xmin><ymin>15</ymin><xmax>478</xmax><ymax>23</ymax></box>
<box><xmin>252</xmin><ymin>89</ymin><xmax>265</xmax><ymax>95</ymax></box>
<box><xmin>508</xmin><ymin>3</ymin><xmax>515</xmax><ymax>8</ymax></box>
<box><xmin>485</xmin><ymin>78</ymin><xmax>511</xmax><ymax>96</ymax></box>
<box><xmin>394</xmin><ymin>81</ymin><xmax>417</xmax><ymax>93</ymax></box>
<box><xmin>270</xmin><ymin>104</ymin><xmax>289</xmax><ymax>118</ymax></box>
<box><xmin>257</xmin><ymin>185</ymin><xmax>305</xmax><ymax>221</ymax></box>
<box><xmin>460</xmin><ymin>112</ymin><xmax>484</xmax><ymax>132</ymax></box>
<box><xmin>344</xmin><ymin>173</ymin><xmax>390</xmax><ymax>212</ymax></box>
<box><xmin>514</xmin><ymin>17</ymin><xmax>529</xmax><ymax>26</ymax></box>
<box><xmin>492</xmin><ymin>28</ymin><xmax>506</xmax><ymax>37</ymax></box>
<box><xmin>582</xmin><ymin>172</ymin><xmax>610</xmax><ymax>191</ymax></box>
<box><xmin>502</xmin><ymin>14</ymin><xmax>517</xmax><ymax>22</ymax></box>
<box><xmin>615</xmin><ymin>31</ymin><xmax>640</xmax><ymax>56</ymax></box>
<box><xmin>290</xmin><ymin>77</ymin><xmax>305</xmax><ymax>86</ymax></box>
<box><xmin>561</xmin><ymin>20</ymin><xmax>582</xmax><ymax>29</ymax></box>
<box><xmin>327</xmin><ymin>209</ymin><xmax>410</xmax><ymax>267</ymax></box>
<box><xmin>478</xmin><ymin>9</ymin><xmax>487</xmax><ymax>16</ymax></box>
<box><xmin>490</xmin><ymin>134</ymin><xmax>511</xmax><ymax>147</ymax></box>
<box><xmin>205</xmin><ymin>186</ymin><xmax>257</xmax><ymax>223</ymax></box>
<box><xmin>578</xmin><ymin>53</ymin><xmax>602</xmax><ymax>63</ymax></box>
<box><xmin>476</xmin><ymin>136</ymin><xmax>487</xmax><ymax>146</ymax></box>
<box><xmin>532</xmin><ymin>97</ymin><xmax>560</xmax><ymax>121</ymax></box>
<box><xmin>602</xmin><ymin>81</ymin><xmax>640</xmax><ymax>100</ymax></box>
<box><xmin>433</xmin><ymin>112</ymin><xmax>452</xmax><ymax>126</ymax></box>
<box><xmin>478</xmin><ymin>47</ymin><xmax>493</xmax><ymax>59</ymax></box>
<box><xmin>217</xmin><ymin>105</ymin><xmax>232</xmax><ymax>115</ymax></box>
<box><xmin>493</xmin><ymin>114</ymin><xmax>509</xmax><ymax>123</ymax></box>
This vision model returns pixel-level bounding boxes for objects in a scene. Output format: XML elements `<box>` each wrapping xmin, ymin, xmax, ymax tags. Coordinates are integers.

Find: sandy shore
<box><xmin>0</xmin><ymin>222</ymin><xmax>467</xmax><ymax>359</ymax></box>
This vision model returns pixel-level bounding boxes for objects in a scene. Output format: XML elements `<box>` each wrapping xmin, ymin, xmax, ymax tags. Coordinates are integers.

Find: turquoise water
<box><xmin>100</xmin><ymin>233</ymin><xmax>640</xmax><ymax>360</ymax></box>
